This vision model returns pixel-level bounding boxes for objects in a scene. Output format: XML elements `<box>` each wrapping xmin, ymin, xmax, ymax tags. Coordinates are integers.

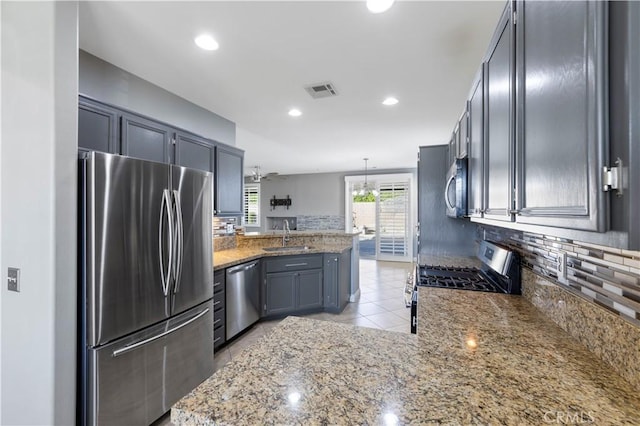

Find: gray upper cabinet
<box><xmin>78</xmin><ymin>96</ymin><xmax>119</xmax><ymax>154</ymax></box>
<box><xmin>467</xmin><ymin>69</ymin><xmax>484</xmax><ymax>218</ymax></box>
<box><xmin>457</xmin><ymin>107</ymin><xmax>469</xmax><ymax>160</ymax></box>
<box><xmin>514</xmin><ymin>0</ymin><xmax>608</xmax><ymax>231</ymax></box>
<box><xmin>215</xmin><ymin>145</ymin><xmax>244</xmax><ymax>216</ymax></box>
<box><xmin>121</xmin><ymin>112</ymin><xmax>173</xmax><ymax>164</ymax></box>
<box><xmin>175</xmin><ymin>131</ymin><xmax>215</xmax><ymax>174</ymax></box>
<box><xmin>484</xmin><ymin>5</ymin><xmax>514</xmax><ymax>222</ymax></box>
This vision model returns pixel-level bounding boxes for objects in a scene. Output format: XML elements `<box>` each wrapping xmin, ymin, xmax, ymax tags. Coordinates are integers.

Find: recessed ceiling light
<box><xmin>382</xmin><ymin>97</ymin><xmax>399</xmax><ymax>106</ymax></box>
<box><xmin>288</xmin><ymin>108</ymin><xmax>302</xmax><ymax>117</ymax></box>
<box><xmin>367</xmin><ymin>0</ymin><xmax>395</xmax><ymax>14</ymax></box>
<box><xmin>194</xmin><ymin>34</ymin><xmax>219</xmax><ymax>51</ymax></box>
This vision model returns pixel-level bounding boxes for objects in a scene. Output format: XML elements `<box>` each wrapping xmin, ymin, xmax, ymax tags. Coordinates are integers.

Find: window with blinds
<box><xmin>377</xmin><ymin>181</ymin><xmax>409</xmax><ymax>258</ymax></box>
<box><xmin>244</xmin><ymin>184</ymin><xmax>260</xmax><ymax>226</ymax></box>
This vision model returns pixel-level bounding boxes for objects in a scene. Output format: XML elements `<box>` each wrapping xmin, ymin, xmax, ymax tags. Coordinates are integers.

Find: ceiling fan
<box><xmin>248</xmin><ymin>166</ymin><xmax>282</xmax><ymax>182</ymax></box>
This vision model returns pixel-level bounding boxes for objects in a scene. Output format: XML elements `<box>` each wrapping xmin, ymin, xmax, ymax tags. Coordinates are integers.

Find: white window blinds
<box><xmin>244</xmin><ymin>184</ymin><xmax>260</xmax><ymax>226</ymax></box>
<box><xmin>377</xmin><ymin>181</ymin><xmax>409</xmax><ymax>258</ymax></box>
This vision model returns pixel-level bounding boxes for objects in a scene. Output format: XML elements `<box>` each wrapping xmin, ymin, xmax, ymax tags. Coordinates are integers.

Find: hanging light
<box><xmin>352</xmin><ymin>158</ymin><xmax>379</xmax><ymax>197</ymax></box>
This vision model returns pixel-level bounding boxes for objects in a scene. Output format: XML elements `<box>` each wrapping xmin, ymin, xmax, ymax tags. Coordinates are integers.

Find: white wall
<box><xmin>252</xmin><ymin>168</ymin><xmax>417</xmax><ymax>231</ymax></box>
<box><xmin>1</xmin><ymin>2</ymin><xmax>78</xmax><ymax>424</ymax></box>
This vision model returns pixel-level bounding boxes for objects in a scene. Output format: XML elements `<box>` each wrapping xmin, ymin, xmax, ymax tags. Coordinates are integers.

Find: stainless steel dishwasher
<box><xmin>226</xmin><ymin>260</ymin><xmax>260</xmax><ymax>339</ymax></box>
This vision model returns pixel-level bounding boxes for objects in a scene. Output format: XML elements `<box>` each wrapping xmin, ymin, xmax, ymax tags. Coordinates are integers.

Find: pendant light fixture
<box><xmin>352</xmin><ymin>158</ymin><xmax>379</xmax><ymax>197</ymax></box>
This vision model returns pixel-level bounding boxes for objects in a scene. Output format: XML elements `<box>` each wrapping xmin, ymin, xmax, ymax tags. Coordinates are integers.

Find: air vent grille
<box><xmin>304</xmin><ymin>82</ymin><xmax>338</xmax><ymax>99</ymax></box>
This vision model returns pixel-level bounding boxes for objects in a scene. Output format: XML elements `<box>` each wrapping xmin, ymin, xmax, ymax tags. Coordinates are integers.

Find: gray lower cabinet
<box><xmin>483</xmin><ymin>4</ymin><xmax>514</xmax><ymax>222</ymax></box>
<box><xmin>323</xmin><ymin>254</ymin><xmax>339</xmax><ymax>310</ymax></box>
<box><xmin>215</xmin><ymin>144</ymin><xmax>244</xmax><ymax>216</ymax></box>
<box><xmin>213</xmin><ymin>270</ymin><xmax>225</xmax><ymax>349</ymax></box>
<box><xmin>264</xmin><ymin>272</ymin><xmax>296</xmax><ymax>316</ymax></box>
<box><xmin>78</xmin><ymin>97</ymin><xmax>120</xmax><ymax>154</ymax></box>
<box><xmin>323</xmin><ymin>250</ymin><xmax>351</xmax><ymax>312</ymax></box>
<box><xmin>296</xmin><ymin>269</ymin><xmax>323</xmax><ymax>310</ymax></box>
<box><xmin>514</xmin><ymin>0</ymin><xmax>607</xmax><ymax>231</ymax></box>
<box><xmin>121</xmin><ymin>112</ymin><xmax>173</xmax><ymax>164</ymax></box>
<box><xmin>263</xmin><ymin>254</ymin><xmax>323</xmax><ymax>317</ymax></box>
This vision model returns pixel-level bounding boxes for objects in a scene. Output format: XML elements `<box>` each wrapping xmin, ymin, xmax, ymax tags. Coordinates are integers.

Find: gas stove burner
<box><xmin>417</xmin><ymin>262</ymin><xmax>513</xmax><ymax>294</ymax></box>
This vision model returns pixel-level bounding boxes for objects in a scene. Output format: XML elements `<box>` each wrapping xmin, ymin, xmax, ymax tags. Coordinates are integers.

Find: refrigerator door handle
<box><xmin>172</xmin><ymin>190</ymin><xmax>184</xmax><ymax>294</ymax></box>
<box><xmin>111</xmin><ymin>307</ymin><xmax>210</xmax><ymax>358</ymax></box>
<box><xmin>159</xmin><ymin>189</ymin><xmax>174</xmax><ymax>296</ymax></box>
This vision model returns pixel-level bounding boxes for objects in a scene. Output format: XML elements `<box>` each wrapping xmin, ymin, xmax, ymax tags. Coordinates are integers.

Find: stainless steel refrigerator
<box><xmin>79</xmin><ymin>152</ymin><xmax>214</xmax><ymax>425</ymax></box>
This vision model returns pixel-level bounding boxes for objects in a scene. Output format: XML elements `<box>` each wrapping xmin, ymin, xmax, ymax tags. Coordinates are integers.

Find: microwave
<box><xmin>445</xmin><ymin>158</ymin><xmax>468</xmax><ymax>218</ymax></box>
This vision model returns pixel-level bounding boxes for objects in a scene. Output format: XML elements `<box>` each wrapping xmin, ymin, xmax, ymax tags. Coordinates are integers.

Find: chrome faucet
<box><xmin>282</xmin><ymin>219</ymin><xmax>291</xmax><ymax>246</ymax></box>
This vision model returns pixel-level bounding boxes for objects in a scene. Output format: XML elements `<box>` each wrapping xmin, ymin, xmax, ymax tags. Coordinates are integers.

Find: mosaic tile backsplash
<box><xmin>479</xmin><ymin>226</ymin><xmax>640</xmax><ymax>327</ymax></box>
<box><xmin>478</xmin><ymin>225</ymin><xmax>640</xmax><ymax>391</ymax></box>
<box><xmin>297</xmin><ymin>215</ymin><xmax>345</xmax><ymax>231</ymax></box>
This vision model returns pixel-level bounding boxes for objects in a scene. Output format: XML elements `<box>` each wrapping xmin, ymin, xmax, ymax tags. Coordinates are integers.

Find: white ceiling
<box><xmin>79</xmin><ymin>1</ymin><xmax>504</xmax><ymax>176</ymax></box>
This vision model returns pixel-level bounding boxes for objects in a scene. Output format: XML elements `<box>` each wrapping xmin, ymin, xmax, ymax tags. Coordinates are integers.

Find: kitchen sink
<box><xmin>262</xmin><ymin>246</ymin><xmax>313</xmax><ymax>252</ymax></box>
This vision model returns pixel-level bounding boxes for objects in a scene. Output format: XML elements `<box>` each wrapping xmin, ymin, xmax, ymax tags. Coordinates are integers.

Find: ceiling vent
<box><xmin>304</xmin><ymin>82</ymin><xmax>338</xmax><ymax>99</ymax></box>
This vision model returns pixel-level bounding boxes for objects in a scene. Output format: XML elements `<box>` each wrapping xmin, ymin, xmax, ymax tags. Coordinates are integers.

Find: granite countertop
<box><xmin>172</xmin><ymin>288</ymin><xmax>640</xmax><ymax>424</ymax></box>
<box><xmin>242</xmin><ymin>230</ymin><xmax>359</xmax><ymax>238</ymax></box>
<box><xmin>214</xmin><ymin>244</ymin><xmax>350</xmax><ymax>270</ymax></box>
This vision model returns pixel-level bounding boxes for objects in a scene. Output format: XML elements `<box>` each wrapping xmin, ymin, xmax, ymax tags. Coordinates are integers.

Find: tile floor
<box><xmin>152</xmin><ymin>258</ymin><xmax>412</xmax><ymax>426</ymax></box>
<box><xmin>213</xmin><ymin>258</ymin><xmax>413</xmax><ymax>373</ymax></box>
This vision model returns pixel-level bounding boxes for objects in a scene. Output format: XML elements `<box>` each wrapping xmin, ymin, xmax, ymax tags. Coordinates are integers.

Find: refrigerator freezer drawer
<box><xmin>86</xmin><ymin>301</ymin><xmax>213</xmax><ymax>426</ymax></box>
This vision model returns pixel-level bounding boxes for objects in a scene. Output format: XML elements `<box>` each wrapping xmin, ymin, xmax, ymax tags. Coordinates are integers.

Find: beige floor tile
<box><xmin>365</xmin><ymin>312</ymin><xmax>408</xmax><ymax>329</ymax></box>
<box><xmin>213</xmin><ymin>348</ymin><xmax>232</xmax><ymax>373</ymax></box>
<box><xmin>337</xmin><ymin>316</ymin><xmax>381</xmax><ymax>329</ymax></box>
<box><xmin>389</xmin><ymin>307</ymin><xmax>411</xmax><ymax>320</ymax></box>
<box><xmin>352</xmin><ymin>302</ymin><xmax>388</xmax><ymax>316</ymax></box>
<box><xmin>373</xmin><ymin>297</ymin><xmax>409</xmax><ymax>312</ymax></box>
<box><xmin>387</xmin><ymin>324</ymin><xmax>411</xmax><ymax>334</ymax></box>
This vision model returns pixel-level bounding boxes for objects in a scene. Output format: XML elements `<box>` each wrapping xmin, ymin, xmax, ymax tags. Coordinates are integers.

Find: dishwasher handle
<box><xmin>227</xmin><ymin>261</ymin><xmax>258</xmax><ymax>275</ymax></box>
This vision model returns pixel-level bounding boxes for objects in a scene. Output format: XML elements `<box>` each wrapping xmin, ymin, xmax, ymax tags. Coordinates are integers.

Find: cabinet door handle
<box><xmin>214</xmin><ymin>337</ymin><xmax>221</xmax><ymax>344</ymax></box>
<box><xmin>285</xmin><ymin>262</ymin><xmax>308</xmax><ymax>267</ymax></box>
<box><xmin>213</xmin><ymin>300</ymin><xmax>222</xmax><ymax>307</ymax></box>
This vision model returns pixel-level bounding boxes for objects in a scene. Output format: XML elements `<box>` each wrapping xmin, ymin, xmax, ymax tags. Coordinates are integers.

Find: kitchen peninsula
<box><xmin>213</xmin><ymin>231</ymin><xmax>358</xmax><ymax>271</ymax></box>
<box><xmin>172</xmin><ymin>285</ymin><xmax>640</xmax><ymax>424</ymax></box>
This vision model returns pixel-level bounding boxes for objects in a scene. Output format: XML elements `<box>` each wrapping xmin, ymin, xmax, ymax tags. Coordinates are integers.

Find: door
<box><xmin>515</xmin><ymin>0</ymin><xmax>608</xmax><ymax>231</ymax></box>
<box><xmin>377</xmin><ymin>180</ymin><xmax>411</xmax><ymax>262</ymax></box>
<box><xmin>484</xmin><ymin>5</ymin><xmax>514</xmax><ymax>222</ymax></box>
<box><xmin>297</xmin><ymin>269</ymin><xmax>323</xmax><ymax>310</ymax></box>
<box><xmin>84</xmin><ymin>152</ymin><xmax>171</xmax><ymax>347</ymax></box>
<box><xmin>121</xmin><ymin>112</ymin><xmax>173</xmax><ymax>164</ymax></box>
<box><xmin>78</xmin><ymin>96</ymin><xmax>119</xmax><ymax>154</ymax></box>
<box><xmin>323</xmin><ymin>254</ymin><xmax>339</xmax><ymax>309</ymax></box>
<box><xmin>468</xmin><ymin>69</ymin><xmax>484</xmax><ymax>217</ymax></box>
<box><xmin>86</xmin><ymin>302</ymin><xmax>213</xmax><ymax>426</ymax></box>
<box><xmin>175</xmin><ymin>131</ymin><xmax>216</xmax><ymax>173</ymax></box>
<box><xmin>458</xmin><ymin>107</ymin><xmax>469</xmax><ymax>159</ymax></box>
<box><xmin>265</xmin><ymin>272</ymin><xmax>296</xmax><ymax>316</ymax></box>
<box><xmin>170</xmin><ymin>164</ymin><xmax>214</xmax><ymax>315</ymax></box>
<box><xmin>215</xmin><ymin>145</ymin><xmax>244</xmax><ymax>215</ymax></box>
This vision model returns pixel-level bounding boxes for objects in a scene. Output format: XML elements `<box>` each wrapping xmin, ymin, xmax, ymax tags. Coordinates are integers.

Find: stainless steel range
<box><xmin>407</xmin><ymin>240</ymin><xmax>521</xmax><ymax>334</ymax></box>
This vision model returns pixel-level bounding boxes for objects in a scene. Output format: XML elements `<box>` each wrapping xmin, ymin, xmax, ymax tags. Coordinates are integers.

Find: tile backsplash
<box><xmin>479</xmin><ymin>226</ymin><xmax>640</xmax><ymax>328</ymax></box>
<box><xmin>478</xmin><ymin>225</ymin><xmax>640</xmax><ymax>391</ymax></box>
<box><xmin>297</xmin><ymin>215</ymin><xmax>344</xmax><ymax>231</ymax></box>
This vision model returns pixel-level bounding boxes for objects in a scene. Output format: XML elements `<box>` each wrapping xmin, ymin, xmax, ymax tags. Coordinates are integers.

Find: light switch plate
<box><xmin>8</xmin><ymin>267</ymin><xmax>20</xmax><ymax>292</ymax></box>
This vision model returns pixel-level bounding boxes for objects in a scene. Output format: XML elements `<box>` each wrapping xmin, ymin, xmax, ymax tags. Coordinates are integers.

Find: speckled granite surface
<box><xmin>214</xmin><ymin>233</ymin><xmax>355</xmax><ymax>270</ymax></box>
<box><xmin>172</xmin><ymin>290</ymin><xmax>640</xmax><ymax>425</ymax></box>
<box><xmin>523</xmin><ymin>269</ymin><xmax>640</xmax><ymax>392</ymax></box>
